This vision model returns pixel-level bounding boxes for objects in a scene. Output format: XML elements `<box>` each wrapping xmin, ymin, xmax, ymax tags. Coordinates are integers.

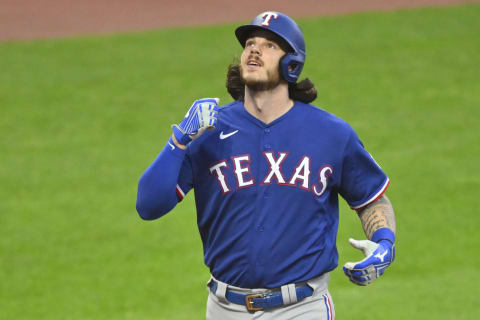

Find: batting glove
<box><xmin>172</xmin><ymin>98</ymin><xmax>219</xmax><ymax>145</ymax></box>
<box><xmin>343</xmin><ymin>228</ymin><xmax>395</xmax><ymax>286</ymax></box>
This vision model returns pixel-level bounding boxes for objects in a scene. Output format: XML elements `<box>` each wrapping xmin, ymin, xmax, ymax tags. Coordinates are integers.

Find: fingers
<box><xmin>195</xmin><ymin>97</ymin><xmax>220</xmax><ymax>105</ymax></box>
<box><xmin>194</xmin><ymin>98</ymin><xmax>220</xmax><ymax>117</ymax></box>
<box><xmin>344</xmin><ymin>238</ymin><xmax>367</xmax><ymax>270</ymax></box>
<box><xmin>343</xmin><ymin>239</ymin><xmax>394</xmax><ymax>286</ymax></box>
<box><xmin>186</xmin><ymin>99</ymin><xmax>219</xmax><ymax>128</ymax></box>
<box><xmin>185</xmin><ymin>97</ymin><xmax>220</xmax><ymax>141</ymax></box>
<box><xmin>343</xmin><ymin>257</ymin><xmax>374</xmax><ymax>271</ymax></box>
<box><xmin>189</xmin><ymin>98</ymin><xmax>219</xmax><ymax>117</ymax></box>
<box><xmin>343</xmin><ymin>238</ymin><xmax>387</xmax><ymax>286</ymax></box>
<box><xmin>197</xmin><ymin>106</ymin><xmax>218</xmax><ymax>129</ymax></box>
<box><xmin>346</xmin><ymin>274</ymin><xmax>373</xmax><ymax>286</ymax></box>
<box><xmin>344</xmin><ymin>238</ymin><xmax>379</xmax><ymax>270</ymax></box>
<box><xmin>343</xmin><ymin>261</ymin><xmax>357</xmax><ymax>270</ymax></box>
<box><xmin>348</xmin><ymin>278</ymin><xmax>368</xmax><ymax>286</ymax></box>
<box><xmin>343</xmin><ymin>264</ymin><xmax>377</xmax><ymax>286</ymax></box>
<box><xmin>175</xmin><ymin>97</ymin><xmax>220</xmax><ymax>144</ymax></box>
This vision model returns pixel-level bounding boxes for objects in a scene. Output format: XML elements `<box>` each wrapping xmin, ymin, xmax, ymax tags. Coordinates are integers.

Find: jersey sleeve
<box><xmin>339</xmin><ymin>129</ymin><xmax>390</xmax><ymax>210</ymax></box>
<box><xmin>136</xmin><ymin>137</ymin><xmax>193</xmax><ymax>220</ymax></box>
<box><xmin>176</xmin><ymin>152</ymin><xmax>194</xmax><ymax>201</ymax></box>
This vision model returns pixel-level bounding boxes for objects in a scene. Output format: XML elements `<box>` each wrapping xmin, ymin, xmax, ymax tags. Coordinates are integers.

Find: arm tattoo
<box><xmin>357</xmin><ymin>195</ymin><xmax>396</xmax><ymax>240</ymax></box>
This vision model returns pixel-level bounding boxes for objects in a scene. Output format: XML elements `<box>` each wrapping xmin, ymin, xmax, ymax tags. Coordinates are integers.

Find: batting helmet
<box><xmin>235</xmin><ymin>11</ymin><xmax>306</xmax><ymax>83</ymax></box>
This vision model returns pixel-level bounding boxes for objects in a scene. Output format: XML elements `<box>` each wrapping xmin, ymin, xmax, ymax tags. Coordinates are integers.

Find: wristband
<box><xmin>172</xmin><ymin>125</ymin><xmax>191</xmax><ymax>145</ymax></box>
<box><xmin>371</xmin><ymin>227</ymin><xmax>395</xmax><ymax>245</ymax></box>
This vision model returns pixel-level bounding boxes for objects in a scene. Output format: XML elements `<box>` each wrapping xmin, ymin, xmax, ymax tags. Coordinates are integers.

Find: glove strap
<box><xmin>371</xmin><ymin>228</ymin><xmax>395</xmax><ymax>245</ymax></box>
<box><xmin>171</xmin><ymin>124</ymin><xmax>191</xmax><ymax>145</ymax></box>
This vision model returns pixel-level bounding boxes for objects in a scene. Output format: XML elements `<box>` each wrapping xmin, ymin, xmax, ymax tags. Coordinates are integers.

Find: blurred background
<box><xmin>1</xmin><ymin>0</ymin><xmax>479</xmax><ymax>319</ymax></box>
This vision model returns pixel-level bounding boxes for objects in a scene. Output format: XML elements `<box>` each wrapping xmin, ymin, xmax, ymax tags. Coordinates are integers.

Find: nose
<box><xmin>247</xmin><ymin>43</ymin><xmax>261</xmax><ymax>55</ymax></box>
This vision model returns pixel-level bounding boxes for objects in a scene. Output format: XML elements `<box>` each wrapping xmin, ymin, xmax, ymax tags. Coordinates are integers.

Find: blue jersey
<box><xmin>174</xmin><ymin>101</ymin><xmax>389</xmax><ymax>289</ymax></box>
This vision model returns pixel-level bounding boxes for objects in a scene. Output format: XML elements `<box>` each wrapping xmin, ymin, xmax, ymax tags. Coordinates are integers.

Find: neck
<box><xmin>243</xmin><ymin>83</ymin><xmax>294</xmax><ymax>124</ymax></box>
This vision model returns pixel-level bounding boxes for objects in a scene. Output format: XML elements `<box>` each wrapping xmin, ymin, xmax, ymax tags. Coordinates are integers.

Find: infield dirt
<box><xmin>1</xmin><ymin>0</ymin><xmax>477</xmax><ymax>41</ymax></box>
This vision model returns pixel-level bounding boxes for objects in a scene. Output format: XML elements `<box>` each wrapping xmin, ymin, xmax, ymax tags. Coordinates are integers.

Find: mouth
<box><xmin>247</xmin><ymin>58</ymin><xmax>262</xmax><ymax>68</ymax></box>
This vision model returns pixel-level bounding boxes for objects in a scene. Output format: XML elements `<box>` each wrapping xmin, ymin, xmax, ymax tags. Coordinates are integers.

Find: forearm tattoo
<box><xmin>357</xmin><ymin>195</ymin><xmax>396</xmax><ymax>239</ymax></box>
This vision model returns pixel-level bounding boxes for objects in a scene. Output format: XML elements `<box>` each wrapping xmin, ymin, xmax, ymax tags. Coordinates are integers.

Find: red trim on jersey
<box><xmin>352</xmin><ymin>179</ymin><xmax>390</xmax><ymax>210</ymax></box>
<box><xmin>176</xmin><ymin>184</ymin><xmax>185</xmax><ymax>201</ymax></box>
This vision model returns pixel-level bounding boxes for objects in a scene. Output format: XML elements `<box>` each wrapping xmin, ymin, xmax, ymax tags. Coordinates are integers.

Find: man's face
<box><xmin>240</xmin><ymin>30</ymin><xmax>287</xmax><ymax>91</ymax></box>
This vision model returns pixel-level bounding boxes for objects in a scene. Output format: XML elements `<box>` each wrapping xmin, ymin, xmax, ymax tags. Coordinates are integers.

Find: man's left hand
<box><xmin>343</xmin><ymin>238</ymin><xmax>395</xmax><ymax>286</ymax></box>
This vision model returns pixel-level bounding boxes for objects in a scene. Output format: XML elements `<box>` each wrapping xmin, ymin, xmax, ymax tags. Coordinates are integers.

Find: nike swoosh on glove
<box><xmin>172</xmin><ymin>98</ymin><xmax>219</xmax><ymax>145</ymax></box>
<box><xmin>343</xmin><ymin>238</ymin><xmax>395</xmax><ymax>286</ymax></box>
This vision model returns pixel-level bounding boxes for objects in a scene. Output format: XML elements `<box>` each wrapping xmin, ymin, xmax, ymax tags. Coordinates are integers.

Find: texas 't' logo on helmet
<box><xmin>261</xmin><ymin>12</ymin><xmax>278</xmax><ymax>26</ymax></box>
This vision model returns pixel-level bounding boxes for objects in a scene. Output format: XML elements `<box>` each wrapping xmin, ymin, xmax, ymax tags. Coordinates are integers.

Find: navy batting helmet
<box><xmin>235</xmin><ymin>11</ymin><xmax>306</xmax><ymax>83</ymax></box>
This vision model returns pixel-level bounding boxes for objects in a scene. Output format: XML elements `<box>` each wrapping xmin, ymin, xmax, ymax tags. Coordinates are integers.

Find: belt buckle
<box><xmin>245</xmin><ymin>293</ymin><xmax>265</xmax><ymax>311</ymax></box>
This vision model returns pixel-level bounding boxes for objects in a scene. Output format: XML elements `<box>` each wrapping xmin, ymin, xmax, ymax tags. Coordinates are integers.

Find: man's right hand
<box><xmin>172</xmin><ymin>98</ymin><xmax>219</xmax><ymax>146</ymax></box>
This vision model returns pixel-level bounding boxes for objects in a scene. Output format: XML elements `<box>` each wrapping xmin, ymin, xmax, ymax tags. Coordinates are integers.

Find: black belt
<box><xmin>209</xmin><ymin>280</ymin><xmax>314</xmax><ymax>312</ymax></box>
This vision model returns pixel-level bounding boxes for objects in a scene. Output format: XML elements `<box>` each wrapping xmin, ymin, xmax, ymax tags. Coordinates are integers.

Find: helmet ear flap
<box><xmin>280</xmin><ymin>53</ymin><xmax>305</xmax><ymax>83</ymax></box>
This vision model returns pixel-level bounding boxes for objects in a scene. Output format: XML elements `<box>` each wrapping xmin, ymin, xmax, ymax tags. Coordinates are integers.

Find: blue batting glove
<box><xmin>172</xmin><ymin>98</ymin><xmax>219</xmax><ymax>145</ymax></box>
<box><xmin>343</xmin><ymin>233</ymin><xmax>395</xmax><ymax>286</ymax></box>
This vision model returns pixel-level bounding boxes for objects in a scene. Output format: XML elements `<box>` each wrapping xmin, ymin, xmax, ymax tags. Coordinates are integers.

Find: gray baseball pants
<box><xmin>206</xmin><ymin>273</ymin><xmax>335</xmax><ymax>320</ymax></box>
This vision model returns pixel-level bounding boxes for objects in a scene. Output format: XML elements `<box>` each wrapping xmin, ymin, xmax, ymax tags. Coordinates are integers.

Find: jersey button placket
<box><xmin>256</xmin><ymin>126</ymin><xmax>272</xmax><ymax>273</ymax></box>
<box><xmin>251</xmin><ymin>126</ymin><xmax>269</xmax><ymax>278</ymax></box>
<box><xmin>263</xmin><ymin>127</ymin><xmax>271</xmax><ymax>150</ymax></box>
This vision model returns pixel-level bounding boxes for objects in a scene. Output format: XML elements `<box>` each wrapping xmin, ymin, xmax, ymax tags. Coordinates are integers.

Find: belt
<box><xmin>209</xmin><ymin>280</ymin><xmax>314</xmax><ymax>312</ymax></box>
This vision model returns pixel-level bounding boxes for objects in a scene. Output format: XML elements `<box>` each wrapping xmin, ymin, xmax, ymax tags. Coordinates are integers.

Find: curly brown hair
<box><xmin>226</xmin><ymin>60</ymin><xmax>317</xmax><ymax>103</ymax></box>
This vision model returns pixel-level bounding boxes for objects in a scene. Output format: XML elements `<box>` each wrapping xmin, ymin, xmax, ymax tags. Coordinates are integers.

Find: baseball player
<box><xmin>136</xmin><ymin>11</ymin><xmax>396</xmax><ymax>319</ymax></box>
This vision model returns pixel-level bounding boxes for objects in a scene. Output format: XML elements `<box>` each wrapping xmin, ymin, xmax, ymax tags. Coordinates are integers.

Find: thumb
<box><xmin>344</xmin><ymin>238</ymin><xmax>365</xmax><ymax>270</ymax></box>
<box><xmin>190</xmin><ymin>127</ymin><xmax>207</xmax><ymax>140</ymax></box>
<box><xmin>348</xmin><ymin>238</ymin><xmax>363</xmax><ymax>249</ymax></box>
<box><xmin>343</xmin><ymin>238</ymin><xmax>379</xmax><ymax>270</ymax></box>
<box><xmin>349</xmin><ymin>238</ymin><xmax>378</xmax><ymax>256</ymax></box>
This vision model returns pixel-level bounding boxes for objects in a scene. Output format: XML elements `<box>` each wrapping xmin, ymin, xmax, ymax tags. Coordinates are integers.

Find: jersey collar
<box><xmin>240</xmin><ymin>101</ymin><xmax>298</xmax><ymax>128</ymax></box>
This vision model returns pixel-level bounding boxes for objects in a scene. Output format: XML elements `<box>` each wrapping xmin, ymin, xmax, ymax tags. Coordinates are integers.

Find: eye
<box><xmin>245</xmin><ymin>40</ymin><xmax>255</xmax><ymax>47</ymax></box>
<box><xmin>266</xmin><ymin>42</ymin><xmax>277</xmax><ymax>49</ymax></box>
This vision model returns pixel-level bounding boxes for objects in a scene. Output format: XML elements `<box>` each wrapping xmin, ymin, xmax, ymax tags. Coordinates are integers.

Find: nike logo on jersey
<box><xmin>168</xmin><ymin>141</ymin><xmax>175</xmax><ymax>150</ymax></box>
<box><xmin>219</xmin><ymin>130</ymin><xmax>239</xmax><ymax>140</ymax></box>
<box><xmin>374</xmin><ymin>249</ymin><xmax>388</xmax><ymax>263</ymax></box>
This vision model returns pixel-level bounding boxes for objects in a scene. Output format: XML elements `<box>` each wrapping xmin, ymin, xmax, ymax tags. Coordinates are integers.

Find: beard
<box><xmin>240</xmin><ymin>64</ymin><xmax>282</xmax><ymax>91</ymax></box>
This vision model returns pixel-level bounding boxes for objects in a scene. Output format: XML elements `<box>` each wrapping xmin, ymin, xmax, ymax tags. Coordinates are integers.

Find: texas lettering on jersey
<box><xmin>209</xmin><ymin>151</ymin><xmax>333</xmax><ymax>197</ymax></box>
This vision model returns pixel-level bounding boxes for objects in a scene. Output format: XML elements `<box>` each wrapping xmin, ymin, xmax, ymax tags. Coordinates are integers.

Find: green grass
<box><xmin>1</xmin><ymin>4</ymin><xmax>479</xmax><ymax>319</ymax></box>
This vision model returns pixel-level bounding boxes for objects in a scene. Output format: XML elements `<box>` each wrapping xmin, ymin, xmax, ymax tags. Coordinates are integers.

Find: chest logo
<box><xmin>219</xmin><ymin>130</ymin><xmax>239</xmax><ymax>140</ymax></box>
<box><xmin>209</xmin><ymin>152</ymin><xmax>334</xmax><ymax>197</ymax></box>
